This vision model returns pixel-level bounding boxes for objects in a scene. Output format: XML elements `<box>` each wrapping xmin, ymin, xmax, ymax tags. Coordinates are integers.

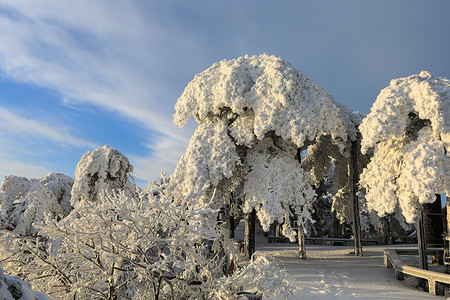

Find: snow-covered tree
<box><xmin>360</xmin><ymin>71</ymin><xmax>450</xmax><ymax>224</ymax></box>
<box><xmin>0</xmin><ymin>174</ymin><xmax>71</xmax><ymax>236</ymax></box>
<box><xmin>170</xmin><ymin>54</ymin><xmax>357</xmax><ymax>255</ymax></box>
<box><xmin>70</xmin><ymin>145</ymin><xmax>136</xmax><ymax>208</ymax></box>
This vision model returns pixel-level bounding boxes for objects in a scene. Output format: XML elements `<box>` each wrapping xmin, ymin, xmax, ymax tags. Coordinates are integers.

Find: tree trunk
<box><xmin>296</xmin><ymin>148</ymin><xmax>308</xmax><ymax>259</ymax></box>
<box><xmin>417</xmin><ymin>209</ymin><xmax>428</xmax><ymax>270</ymax></box>
<box><xmin>382</xmin><ymin>216</ymin><xmax>392</xmax><ymax>245</ymax></box>
<box><xmin>228</xmin><ymin>213</ymin><xmax>235</xmax><ymax>239</ymax></box>
<box><xmin>298</xmin><ymin>217</ymin><xmax>306</xmax><ymax>259</ymax></box>
<box><xmin>333</xmin><ymin>211</ymin><xmax>340</xmax><ymax>238</ymax></box>
<box><xmin>225</xmin><ymin>203</ymin><xmax>235</xmax><ymax>239</ymax></box>
<box><xmin>244</xmin><ymin>209</ymin><xmax>256</xmax><ymax>259</ymax></box>
<box><xmin>223</xmin><ymin>204</ymin><xmax>234</xmax><ymax>275</ymax></box>
<box><xmin>349</xmin><ymin>137</ymin><xmax>362</xmax><ymax>256</ymax></box>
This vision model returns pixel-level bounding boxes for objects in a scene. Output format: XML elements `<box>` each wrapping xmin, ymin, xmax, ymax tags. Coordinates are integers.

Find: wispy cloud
<box><xmin>129</xmin><ymin>135</ymin><xmax>191</xmax><ymax>183</ymax></box>
<box><xmin>0</xmin><ymin>106</ymin><xmax>95</xmax><ymax>148</ymax></box>
<box><xmin>0</xmin><ymin>156</ymin><xmax>50</xmax><ymax>180</ymax></box>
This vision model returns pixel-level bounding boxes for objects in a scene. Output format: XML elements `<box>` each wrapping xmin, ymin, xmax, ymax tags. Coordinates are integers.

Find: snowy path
<box><xmin>253</xmin><ymin>235</ymin><xmax>445</xmax><ymax>299</ymax></box>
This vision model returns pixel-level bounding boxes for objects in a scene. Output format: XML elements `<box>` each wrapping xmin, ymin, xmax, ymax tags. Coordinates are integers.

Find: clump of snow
<box><xmin>0</xmin><ymin>175</ymin><xmax>62</xmax><ymax>236</ymax></box>
<box><xmin>243</xmin><ymin>137</ymin><xmax>316</xmax><ymax>240</ymax></box>
<box><xmin>212</xmin><ymin>255</ymin><xmax>294</xmax><ymax>300</ymax></box>
<box><xmin>0</xmin><ymin>267</ymin><xmax>53</xmax><ymax>300</ymax></box>
<box><xmin>360</xmin><ymin>71</ymin><xmax>450</xmax><ymax>223</ymax></box>
<box><xmin>169</xmin><ymin>116</ymin><xmax>241</xmax><ymax>205</ymax></box>
<box><xmin>70</xmin><ymin>145</ymin><xmax>135</xmax><ymax>207</ymax></box>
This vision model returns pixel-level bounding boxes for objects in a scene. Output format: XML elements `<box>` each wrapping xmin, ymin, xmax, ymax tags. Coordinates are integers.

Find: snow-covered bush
<box><xmin>211</xmin><ymin>255</ymin><xmax>294</xmax><ymax>300</ymax></box>
<box><xmin>0</xmin><ymin>176</ymin><xmax>62</xmax><ymax>236</ymax></box>
<box><xmin>1</xmin><ymin>187</ymin><xmax>221</xmax><ymax>299</ymax></box>
<box><xmin>360</xmin><ymin>71</ymin><xmax>450</xmax><ymax>223</ymax></box>
<box><xmin>70</xmin><ymin>145</ymin><xmax>136</xmax><ymax>207</ymax></box>
<box><xmin>0</xmin><ymin>267</ymin><xmax>53</xmax><ymax>300</ymax></box>
<box><xmin>1</xmin><ymin>178</ymin><xmax>295</xmax><ymax>299</ymax></box>
<box><xmin>171</xmin><ymin>54</ymin><xmax>357</xmax><ymax>235</ymax></box>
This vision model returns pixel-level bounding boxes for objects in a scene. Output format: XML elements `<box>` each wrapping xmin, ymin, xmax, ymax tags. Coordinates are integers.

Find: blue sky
<box><xmin>0</xmin><ymin>0</ymin><xmax>448</xmax><ymax>187</ymax></box>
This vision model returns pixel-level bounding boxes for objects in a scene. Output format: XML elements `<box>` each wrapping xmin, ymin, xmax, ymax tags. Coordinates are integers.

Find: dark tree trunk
<box><xmin>223</xmin><ymin>203</ymin><xmax>234</xmax><ymax>275</ymax></box>
<box><xmin>296</xmin><ymin>148</ymin><xmax>307</xmax><ymax>259</ymax></box>
<box><xmin>349</xmin><ymin>137</ymin><xmax>362</xmax><ymax>256</ymax></box>
<box><xmin>244</xmin><ymin>209</ymin><xmax>256</xmax><ymax>259</ymax></box>
<box><xmin>228</xmin><ymin>213</ymin><xmax>235</xmax><ymax>239</ymax></box>
<box><xmin>298</xmin><ymin>217</ymin><xmax>306</xmax><ymax>259</ymax></box>
<box><xmin>417</xmin><ymin>209</ymin><xmax>428</xmax><ymax>270</ymax></box>
<box><xmin>382</xmin><ymin>216</ymin><xmax>392</xmax><ymax>245</ymax></box>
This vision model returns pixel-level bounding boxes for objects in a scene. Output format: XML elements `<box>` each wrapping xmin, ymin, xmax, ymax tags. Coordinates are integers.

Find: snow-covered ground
<box><xmin>231</xmin><ymin>219</ymin><xmax>444</xmax><ymax>300</ymax></box>
<box><xmin>252</xmin><ymin>234</ymin><xmax>444</xmax><ymax>299</ymax></box>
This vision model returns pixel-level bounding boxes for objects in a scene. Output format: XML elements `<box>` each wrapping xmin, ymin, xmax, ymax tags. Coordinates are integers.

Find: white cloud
<box><xmin>0</xmin><ymin>106</ymin><xmax>95</xmax><ymax>148</ymax></box>
<box><xmin>129</xmin><ymin>133</ymin><xmax>192</xmax><ymax>183</ymax></box>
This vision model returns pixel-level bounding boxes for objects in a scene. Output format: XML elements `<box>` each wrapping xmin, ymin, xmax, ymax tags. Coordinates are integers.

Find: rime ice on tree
<box><xmin>171</xmin><ymin>54</ymin><xmax>358</xmax><ymax>257</ymax></box>
<box><xmin>360</xmin><ymin>71</ymin><xmax>450</xmax><ymax>224</ymax></box>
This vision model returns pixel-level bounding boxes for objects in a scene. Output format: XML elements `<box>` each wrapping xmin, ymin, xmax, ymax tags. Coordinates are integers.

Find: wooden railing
<box><xmin>267</xmin><ymin>236</ymin><xmax>379</xmax><ymax>245</ymax></box>
<box><xmin>384</xmin><ymin>248</ymin><xmax>449</xmax><ymax>295</ymax></box>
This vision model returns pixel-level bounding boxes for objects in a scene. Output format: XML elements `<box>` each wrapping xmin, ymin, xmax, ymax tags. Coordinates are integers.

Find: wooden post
<box><xmin>349</xmin><ymin>137</ymin><xmax>362</xmax><ymax>256</ymax></box>
<box><xmin>244</xmin><ymin>209</ymin><xmax>256</xmax><ymax>259</ymax></box>
<box><xmin>422</xmin><ymin>195</ymin><xmax>444</xmax><ymax>247</ymax></box>
<box><xmin>446</xmin><ymin>194</ymin><xmax>450</xmax><ymax>270</ymax></box>
<box><xmin>417</xmin><ymin>209</ymin><xmax>428</xmax><ymax>270</ymax></box>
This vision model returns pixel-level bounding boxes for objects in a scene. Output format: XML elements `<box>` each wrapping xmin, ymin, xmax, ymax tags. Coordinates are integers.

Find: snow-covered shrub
<box><xmin>360</xmin><ymin>71</ymin><xmax>450</xmax><ymax>223</ymax></box>
<box><xmin>1</xmin><ymin>178</ymin><xmax>296</xmax><ymax>299</ymax></box>
<box><xmin>0</xmin><ymin>267</ymin><xmax>53</xmax><ymax>300</ymax></box>
<box><xmin>0</xmin><ymin>176</ymin><xmax>62</xmax><ymax>236</ymax></box>
<box><xmin>210</xmin><ymin>255</ymin><xmax>294</xmax><ymax>300</ymax></box>
<box><xmin>70</xmin><ymin>145</ymin><xmax>136</xmax><ymax>207</ymax></box>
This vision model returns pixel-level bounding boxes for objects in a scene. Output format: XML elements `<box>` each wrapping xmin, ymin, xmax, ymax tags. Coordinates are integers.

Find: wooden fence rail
<box><xmin>384</xmin><ymin>248</ymin><xmax>449</xmax><ymax>295</ymax></box>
